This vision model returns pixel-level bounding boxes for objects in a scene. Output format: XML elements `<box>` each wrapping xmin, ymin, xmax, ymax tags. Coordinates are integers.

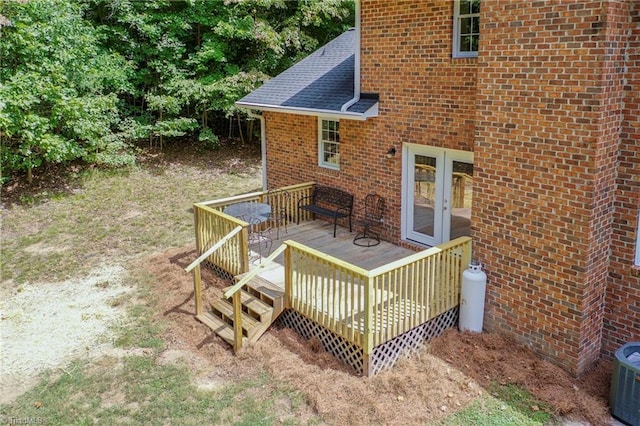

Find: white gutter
<box><xmin>246</xmin><ymin>109</ymin><xmax>267</xmax><ymax>191</ymax></box>
<box><xmin>236</xmin><ymin>101</ymin><xmax>377</xmax><ymax>121</ymax></box>
<box><xmin>340</xmin><ymin>0</ymin><xmax>361</xmax><ymax>113</ymax></box>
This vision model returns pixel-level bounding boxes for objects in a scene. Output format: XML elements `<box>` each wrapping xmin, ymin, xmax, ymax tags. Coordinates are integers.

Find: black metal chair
<box><xmin>240</xmin><ymin>215</ymin><xmax>273</xmax><ymax>263</ymax></box>
<box><xmin>353</xmin><ymin>193</ymin><xmax>385</xmax><ymax>247</ymax></box>
<box><xmin>267</xmin><ymin>189</ymin><xmax>291</xmax><ymax>239</ymax></box>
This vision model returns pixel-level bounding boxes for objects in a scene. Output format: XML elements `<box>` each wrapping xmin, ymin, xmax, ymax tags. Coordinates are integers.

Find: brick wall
<box><xmin>602</xmin><ymin>0</ymin><xmax>640</xmax><ymax>356</ymax></box>
<box><xmin>263</xmin><ymin>112</ymin><xmax>318</xmax><ymax>188</ymax></box>
<box><xmin>474</xmin><ymin>0</ymin><xmax>631</xmax><ymax>375</ymax></box>
<box><xmin>261</xmin><ymin>0</ymin><xmax>639</xmax><ymax>375</ymax></box>
<box><xmin>360</xmin><ymin>0</ymin><xmax>476</xmax><ymax>153</ymax></box>
<box><xmin>266</xmin><ymin>0</ymin><xmax>478</xmax><ymax>242</ymax></box>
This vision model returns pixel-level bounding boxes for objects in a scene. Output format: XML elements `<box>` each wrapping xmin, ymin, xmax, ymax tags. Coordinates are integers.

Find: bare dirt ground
<box><xmin>147</xmin><ymin>246</ymin><xmax>614</xmax><ymax>425</ymax></box>
<box><xmin>0</xmin><ymin>265</ymin><xmax>133</xmax><ymax>405</ymax></box>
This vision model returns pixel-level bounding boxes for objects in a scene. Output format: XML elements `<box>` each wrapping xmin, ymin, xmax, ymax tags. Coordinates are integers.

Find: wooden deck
<box><xmin>191</xmin><ymin>183</ymin><xmax>471</xmax><ymax>375</ymax></box>
<box><xmin>248</xmin><ymin>220</ymin><xmax>416</xmax><ymax>288</ymax></box>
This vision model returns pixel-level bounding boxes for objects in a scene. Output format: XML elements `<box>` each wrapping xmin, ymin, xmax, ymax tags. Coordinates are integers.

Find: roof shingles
<box><xmin>237</xmin><ymin>29</ymin><xmax>378</xmax><ymax>119</ymax></box>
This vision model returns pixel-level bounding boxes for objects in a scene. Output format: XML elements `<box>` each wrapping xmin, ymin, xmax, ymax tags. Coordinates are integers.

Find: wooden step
<box><xmin>235</xmin><ymin>275</ymin><xmax>285</xmax><ymax>308</ymax></box>
<box><xmin>222</xmin><ymin>287</ymin><xmax>273</xmax><ymax>322</ymax></box>
<box><xmin>211</xmin><ymin>298</ymin><xmax>260</xmax><ymax>340</ymax></box>
<box><xmin>198</xmin><ymin>275</ymin><xmax>287</xmax><ymax>349</ymax></box>
<box><xmin>196</xmin><ymin>312</ymin><xmax>246</xmax><ymax>347</ymax></box>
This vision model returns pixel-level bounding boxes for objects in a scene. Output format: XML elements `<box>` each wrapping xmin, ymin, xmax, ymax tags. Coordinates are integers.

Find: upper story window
<box><xmin>319</xmin><ymin>118</ymin><xmax>340</xmax><ymax>170</ymax></box>
<box><xmin>453</xmin><ymin>0</ymin><xmax>480</xmax><ymax>58</ymax></box>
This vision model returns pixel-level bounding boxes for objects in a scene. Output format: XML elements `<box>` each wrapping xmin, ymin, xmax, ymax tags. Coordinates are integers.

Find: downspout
<box><xmin>340</xmin><ymin>0</ymin><xmax>361</xmax><ymax>112</ymax></box>
<box><xmin>247</xmin><ymin>110</ymin><xmax>267</xmax><ymax>191</ymax></box>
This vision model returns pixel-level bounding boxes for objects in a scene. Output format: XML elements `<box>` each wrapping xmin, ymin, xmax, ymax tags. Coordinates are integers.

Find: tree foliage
<box><xmin>0</xmin><ymin>0</ymin><xmax>354</xmax><ymax>181</ymax></box>
<box><xmin>0</xmin><ymin>0</ymin><xmax>134</xmax><ymax>182</ymax></box>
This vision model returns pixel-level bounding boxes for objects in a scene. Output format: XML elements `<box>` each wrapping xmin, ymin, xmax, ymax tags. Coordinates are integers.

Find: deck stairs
<box><xmin>196</xmin><ymin>274</ymin><xmax>285</xmax><ymax>347</ymax></box>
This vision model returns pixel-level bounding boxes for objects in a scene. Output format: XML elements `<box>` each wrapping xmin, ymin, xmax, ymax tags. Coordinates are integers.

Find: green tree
<box><xmin>0</xmin><ymin>0</ymin><xmax>134</xmax><ymax>182</ymax></box>
<box><xmin>87</xmin><ymin>0</ymin><xmax>354</xmax><ymax>143</ymax></box>
<box><xmin>0</xmin><ymin>0</ymin><xmax>354</xmax><ymax>182</ymax></box>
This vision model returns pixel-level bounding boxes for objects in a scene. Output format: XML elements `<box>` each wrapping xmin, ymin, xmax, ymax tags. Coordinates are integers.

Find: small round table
<box><xmin>225</xmin><ymin>202</ymin><xmax>273</xmax><ymax>263</ymax></box>
<box><xmin>224</xmin><ymin>202</ymin><xmax>271</xmax><ymax>223</ymax></box>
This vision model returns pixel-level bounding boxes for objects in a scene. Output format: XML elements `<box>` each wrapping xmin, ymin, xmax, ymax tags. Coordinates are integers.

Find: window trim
<box><xmin>318</xmin><ymin>117</ymin><xmax>340</xmax><ymax>170</ymax></box>
<box><xmin>453</xmin><ymin>0</ymin><xmax>480</xmax><ymax>59</ymax></box>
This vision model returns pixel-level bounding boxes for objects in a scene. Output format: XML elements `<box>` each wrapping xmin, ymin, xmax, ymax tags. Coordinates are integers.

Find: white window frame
<box><xmin>453</xmin><ymin>0</ymin><xmax>480</xmax><ymax>58</ymax></box>
<box><xmin>318</xmin><ymin>118</ymin><xmax>340</xmax><ymax>170</ymax></box>
<box><xmin>636</xmin><ymin>211</ymin><xmax>640</xmax><ymax>266</ymax></box>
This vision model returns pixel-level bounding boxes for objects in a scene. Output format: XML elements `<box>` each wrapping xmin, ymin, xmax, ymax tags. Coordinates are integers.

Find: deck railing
<box><xmin>365</xmin><ymin>237</ymin><xmax>471</xmax><ymax>349</ymax></box>
<box><xmin>193</xmin><ymin>182</ymin><xmax>315</xmax><ymax>276</ymax></box>
<box><xmin>193</xmin><ymin>184</ymin><xmax>472</xmax><ymax>368</ymax></box>
<box><xmin>285</xmin><ymin>236</ymin><xmax>472</xmax><ymax>356</ymax></box>
<box><xmin>285</xmin><ymin>241</ymin><xmax>370</xmax><ymax>347</ymax></box>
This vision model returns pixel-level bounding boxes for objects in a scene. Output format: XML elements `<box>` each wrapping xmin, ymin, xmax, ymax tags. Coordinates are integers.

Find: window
<box><xmin>453</xmin><ymin>0</ymin><xmax>480</xmax><ymax>58</ymax></box>
<box><xmin>319</xmin><ymin>118</ymin><xmax>340</xmax><ymax>170</ymax></box>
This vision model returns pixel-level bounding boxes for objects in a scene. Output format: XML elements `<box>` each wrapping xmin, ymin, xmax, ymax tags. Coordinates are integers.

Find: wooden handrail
<box><xmin>367</xmin><ymin>237</ymin><xmax>471</xmax><ymax>276</ymax></box>
<box><xmin>223</xmin><ymin>244</ymin><xmax>288</xmax><ymax>299</ymax></box>
<box><xmin>197</xmin><ymin>182</ymin><xmax>316</xmax><ymax>208</ymax></box>
<box><xmin>285</xmin><ymin>238</ymin><xmax>469</xmax><ymax>280</ymax></box>
<box><xmin>185</xmin><ymin>226</ymin><xmax>243</xmax><ymax>273</ymax></box>
<box><xmin>284</xmin><ymin>240</ymin><xmax>369</xmax><ymax>276</ymax></box>
<box><xmin>195</xmin><ymin>192</ymin><xmax>263</xmax><ymax>209</ymax></box>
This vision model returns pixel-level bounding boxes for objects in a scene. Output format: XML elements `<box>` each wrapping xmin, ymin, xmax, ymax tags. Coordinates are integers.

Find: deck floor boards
<box><xmin>249</xmin><ymin>220</ymin><xmax>416</xmax><ymax>288</ymax></box>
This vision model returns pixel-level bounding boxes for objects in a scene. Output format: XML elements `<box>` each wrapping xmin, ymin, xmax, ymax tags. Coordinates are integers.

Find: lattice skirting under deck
<box><xmin>204</xmin><ymin>260</ymin><xmax>235</xmax><ymax>282</ymax></box>
<box><xmin>370</xmin><ymin>306</ymin><xmax>459</xmax><ymax>375</ymax></box>
<box><xmin>277</xmin><ymin>310</ymin><xmax>365</xmax><ymax>374</ymax></box>
<box><xmin>277</xmin><ymin>306</ymin><xmax>459</xmax><ymax>376</ymax></box>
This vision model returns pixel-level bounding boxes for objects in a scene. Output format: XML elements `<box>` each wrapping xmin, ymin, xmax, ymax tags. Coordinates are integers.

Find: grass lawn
<box><xmin>1</xmin><ymin>143</ymin><xmax>557</xmax><ymax>425</ymax></box>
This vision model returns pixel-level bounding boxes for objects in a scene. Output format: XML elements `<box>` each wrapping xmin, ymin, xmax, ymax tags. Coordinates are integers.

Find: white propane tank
<box><xmin>459</xmin><ymin>260</ymin><xmax>487</xmax><ymax>333</ymax></box>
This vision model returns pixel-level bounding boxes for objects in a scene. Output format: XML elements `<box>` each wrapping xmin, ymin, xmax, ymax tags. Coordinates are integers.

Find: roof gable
<box><xmin>236</xmin><ymin>29</ymin><xmax>377</xmax><ymax>120</ymax></box>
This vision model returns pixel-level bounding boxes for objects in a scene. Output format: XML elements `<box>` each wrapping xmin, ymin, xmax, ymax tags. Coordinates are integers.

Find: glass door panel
<box><xmin>448</xmin><ymin>161</ymin><xmax>473</xmax><ymax>240</ymax></box>
<box><xmin>413</xmin><ymin>155</ymin><xmax>437</xmax><ymax>238</ymax></box>
<box><xmin>405</xmin><ymin>147</ymin><xmax>444</xmax><ymax>246</ymax></box>
<box><xmin>403</xmin><ymin>144</ymin><xmax>473</xmax><ymax>246</ymax></box>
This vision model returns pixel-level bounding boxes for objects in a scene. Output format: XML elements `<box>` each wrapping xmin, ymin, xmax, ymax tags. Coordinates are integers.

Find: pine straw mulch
<box><xmin>429</xmin><ymin>329</ymin><xmax>612</xmax><ymax>425</ymax></box>
<box><xmin>146</xmin><ymin>246</ymin><xmax>613</xmax><ymax>425</ymax></box>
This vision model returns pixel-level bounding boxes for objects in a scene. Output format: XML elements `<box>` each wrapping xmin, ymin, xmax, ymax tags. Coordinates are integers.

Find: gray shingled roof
<box><xmin>236</xmin><ymin>29</ymin><xmax>378</xmax><ymax>119</ymax></box>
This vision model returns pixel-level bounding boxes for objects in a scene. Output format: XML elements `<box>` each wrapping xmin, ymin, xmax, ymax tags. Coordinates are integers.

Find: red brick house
<box><xmin>236</xmin><ymin>0</ymin><xmax>639</xmax><ymax>376</ymax></box>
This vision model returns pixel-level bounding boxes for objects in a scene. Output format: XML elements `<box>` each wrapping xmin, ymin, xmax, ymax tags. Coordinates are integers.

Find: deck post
<box><xmin>240</xmin><ymin>226</ymin><xmax>250</xmax><ymax>274</ymax></box>
<box><xmin>363</xmin><ymin>275</ymin><xmax>374</xmax><ymax>376</ymax></box>
<box><xmin>193</xmin><ymin>204</ymin><xmax>210</xmax><ymax>272</ymax></box>
<box><xmin>363</xmin><ymin>353</ymin><xmax>371</xmax><ymax>377</ymax></box>
<box><xmin>193</xmin><ymin>264</ymin><xmax>203</xmax><ymax>316</ymax></box>
<box><xmin>284</xmin><ymin>244</ymin><xmax>292</xmax><ymax>308</ymax></box>
<box><xmin>232</xmin><ymin>291</ymin><xmax>243</xmax><ymax>352</ymax></box>
<box><xmin>461</xmin><ymin>238</ymin><xmax>472</xmax><ymax>277</ymax></box>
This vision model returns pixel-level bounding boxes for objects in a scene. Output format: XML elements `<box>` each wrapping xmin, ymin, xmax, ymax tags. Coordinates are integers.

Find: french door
<box><xmin>403</xmin><ymin>144</ymin><xmax>473</xmax><ymax>246</ymax></box>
